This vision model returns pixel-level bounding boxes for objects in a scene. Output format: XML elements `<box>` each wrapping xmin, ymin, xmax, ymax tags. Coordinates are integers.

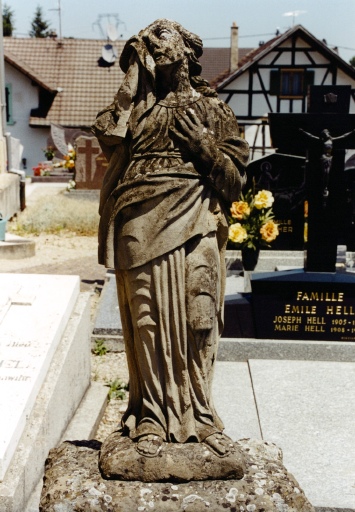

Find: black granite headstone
<box><xmin>269</xmin><ymin>86</ymin><xmax>355</xmax><ymax>272</ymax></box>
<box><xmin>246</xmin><ymin>153</ymin><xmax>306</xmax><ymax>250</ymax></box>
<box><xmin>252</xmin><ymin>270</ymin><xmax>355</xmax><ymax>341</ymax></box>
<box><xmin>252</xmin><ymin>86</ymin><xmax>355</xmax><ymax>341</ymax></box>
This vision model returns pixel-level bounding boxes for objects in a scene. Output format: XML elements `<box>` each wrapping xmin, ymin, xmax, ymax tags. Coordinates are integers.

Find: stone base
<box><xmin>99</xmin><ymin>431</ymin><xmax>245</xmax><ymax>482</ymax></box>
<box><xmin>39</xmin><ymin>439</ymin><xmax>315</xmax><ymax>511</ymax></box>
<box><xmin>0</xmin><ymin>233</ymin><xmax>36</xmax><ymax>259</ymax></box>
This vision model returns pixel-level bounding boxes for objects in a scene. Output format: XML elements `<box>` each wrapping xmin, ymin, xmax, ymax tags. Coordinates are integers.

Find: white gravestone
<box><xmin>0</xmin><ymin>274</ymin><xmax>80</xmax><ymax>481</ymax></box>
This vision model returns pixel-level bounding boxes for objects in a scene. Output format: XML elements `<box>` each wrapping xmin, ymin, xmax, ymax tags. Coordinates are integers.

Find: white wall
<box><xmin>223</xmin><ymin>37</ymin><xmax>355</xmax><ymax>119</ymax></box>
<box><xmin>4</xmin><ymin>63</ymin><xmax>49</xmax><ymax>174</ymax></box>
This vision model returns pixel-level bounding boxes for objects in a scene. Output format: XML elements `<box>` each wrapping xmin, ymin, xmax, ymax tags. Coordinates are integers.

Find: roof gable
<box><xmin>216</xmin><ymin>25</ymin><xmax>355</xmax><ymax>90</ymax></box>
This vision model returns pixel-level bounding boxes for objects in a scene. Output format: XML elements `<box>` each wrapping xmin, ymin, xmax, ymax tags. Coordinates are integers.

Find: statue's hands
<box><xmin>169</xmin><ymin>109</ymin><xmax>217</xmax><ymax>173</ymax></box>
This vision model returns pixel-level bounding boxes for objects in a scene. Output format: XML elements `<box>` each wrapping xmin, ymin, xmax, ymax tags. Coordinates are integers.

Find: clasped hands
<box><xmin>169</xmin><ymin>109</ymin><xmax>218</xmax><ymax>174</ymax></box>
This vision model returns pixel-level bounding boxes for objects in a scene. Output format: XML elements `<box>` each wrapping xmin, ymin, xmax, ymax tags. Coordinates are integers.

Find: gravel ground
<box><xmin>91</xmin><ymin>351</ymin><xmax>130</xmax><ymax>442</ymax></box>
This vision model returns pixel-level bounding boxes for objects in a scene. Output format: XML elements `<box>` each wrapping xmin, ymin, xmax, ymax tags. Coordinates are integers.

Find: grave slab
<box><xmin>93</xmin><ymin>274</ymin><xmax>122</xmax><ymax>336</ymax></box>
<box><xmin>0</xmin><ymin>273</ymin><xmax>80</xmax><ymax>481</ymax></box>
<box><xmin>0</xmin><ymin>289</ymin><xmax>91</xmax><ymax>512</ymax></box>
<box><xmin>249</xmin><ymin>359</ymin><xmax>355</xmax><ymax>509</ymax></box>
<box><xmin>218</xmin><ymin>337</ymin><xmax>355</xmax><ymax>362</ymax></box>
<box><xmin>212</xmin><ymin>362</ymin><xmax>261</xmax><ymax>441</ymax></box>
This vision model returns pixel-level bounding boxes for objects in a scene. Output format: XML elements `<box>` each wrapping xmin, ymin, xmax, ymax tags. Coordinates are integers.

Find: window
<box><xmin>280</xmin><ymin>69</ymin><xmax>304</xmax><ymax>98</ymax></box>
<box><xmin>5</xmin><ymin>83</ymin><xmax>14</xmax><ymax>125</ymax></box>
<box><xmin>269</xmin><ymin>69</ymin><xmax>314</xmax><ymax>98</ymax></box>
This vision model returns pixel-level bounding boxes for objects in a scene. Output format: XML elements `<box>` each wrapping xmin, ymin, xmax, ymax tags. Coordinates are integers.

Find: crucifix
<box><xmin>269</xmin><ymin>86</ymin><xmax>355</xmax><ymax>272</ymax></box>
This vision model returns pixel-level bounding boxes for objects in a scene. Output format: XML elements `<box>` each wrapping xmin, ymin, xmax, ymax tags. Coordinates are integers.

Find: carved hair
<box><xmin>120</xmin><ymin>19</ymin><xmax>217</xmax><ymax>98</ymax></box>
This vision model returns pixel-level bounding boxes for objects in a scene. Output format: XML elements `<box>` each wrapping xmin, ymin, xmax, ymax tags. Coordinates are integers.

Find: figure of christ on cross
<box><xmin>299</xmin><ymin>128</ymin><xmax>355</xmax><ymax>208</ymax></box>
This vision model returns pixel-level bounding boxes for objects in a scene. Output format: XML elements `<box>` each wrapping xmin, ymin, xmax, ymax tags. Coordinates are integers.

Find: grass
<box><xmin>8</xmin><ymin>193</ymin><xmax>100</xmax><ymax>236</ymax></box>
<box><xmin>106</xmin><ymin>379</ymin><xmax>128</xmax><ymax>401</ymax></box>
<box><xmin>92</xmin><ymin>339</ymin><xmax>108</xmax><ymax>356</ymax></box>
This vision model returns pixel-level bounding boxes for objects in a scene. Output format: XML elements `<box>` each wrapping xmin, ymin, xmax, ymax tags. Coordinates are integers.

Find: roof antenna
<box><xmin>49</xmin><ymin>0</ymin><xmax>62</xmax><ymax>39</ymax></box>
<box><xmin>282</xmin><ymin>10</ymin><xmax>307</xmax><ymax>27</ymax></box>
<box><xmin>92</xmin><ymin>14</ymin><xmax>126</xmax><ymax>39</ymax></box>
<box><xmin>94</xmin><ymin>14</ymin><xmax>126</xmax><ymax>67</ymax></box>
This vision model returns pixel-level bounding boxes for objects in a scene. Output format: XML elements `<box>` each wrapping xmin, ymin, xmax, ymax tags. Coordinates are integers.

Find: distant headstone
<box><xmin>74</xmin><ymin>136</ymin><xmax>108</xmax><ymax>189</ymax></box>
<box><xmin>247</xmin><ymin>153</ymin><xmax>306</xmax><ymax>250</ymax></box>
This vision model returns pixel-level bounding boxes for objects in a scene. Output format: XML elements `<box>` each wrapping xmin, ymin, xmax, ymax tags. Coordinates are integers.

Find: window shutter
<box><xmin>269</xmin><ymin>70</ymin><xmax>280</xmax><ymax>95</ymax></box>
<box><xmin>304</xmin><ymin>70</ymin><xmax>315</xmax><ymax>93</ymax></box>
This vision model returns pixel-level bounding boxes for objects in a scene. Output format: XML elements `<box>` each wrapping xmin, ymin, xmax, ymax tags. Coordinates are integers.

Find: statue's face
<box><xmin>147</xmin><ymin>23</ymin><xmax>186</xmax><ymax>69</ymax></box>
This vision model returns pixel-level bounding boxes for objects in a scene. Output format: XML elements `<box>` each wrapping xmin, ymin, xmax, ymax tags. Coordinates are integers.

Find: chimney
<box><xmin>230</xmin><ymin>22</ymin><xmax>239</xmax><ymax>72</ymax></box>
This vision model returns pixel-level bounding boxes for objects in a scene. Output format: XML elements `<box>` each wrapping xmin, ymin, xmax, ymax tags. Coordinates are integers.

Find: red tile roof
<box><xmin>199</xmin><ymin>47</ymin><xmax>254</xmax><ymax>84</ymax></box>
<box><xmin>3</xmin><ymin>37</ymin><xmax>255</xmax><ymax>128</ymax></box>
<box><xmin>4</xmin><ymin>37</ymin><xmax>126</xmax><ymax>128</ymax></box>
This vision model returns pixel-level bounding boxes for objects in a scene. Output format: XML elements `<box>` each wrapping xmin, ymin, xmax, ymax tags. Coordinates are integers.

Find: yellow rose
<box><xmin>260</xmin><ymin>220</ymin><xmax>279</xmax><ymax>242</ymax></box>
<box><xmin>254</xmin><ymin>190</ymin><xmax>274</xmax><ymax>209</ymax></box>
<box><xmin>229</xmin><ymin>223</ymin><xmax>248</xmax><ymax>244</ymax></box>
<box><xmin>230</xmin><ymin>201</ymin><xmax>250</xmax><ymax>219</ymax></box>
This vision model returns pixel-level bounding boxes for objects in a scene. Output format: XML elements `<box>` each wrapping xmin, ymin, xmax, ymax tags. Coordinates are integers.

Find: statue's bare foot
<box><xmin>203</xmin><ymin>432</ymin><xmax>234</xmax><ymax>457</ymax></box>
<box><xmin>136</xmin><ymin>434</ymin><xmax>164</xmax><ymax>457</ymax></box>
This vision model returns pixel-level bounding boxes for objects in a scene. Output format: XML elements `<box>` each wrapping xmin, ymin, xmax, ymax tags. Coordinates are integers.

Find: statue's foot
<box><xmin>136</xmin><ymin>434</ymin><xmax>164</xmax><ymax>457</ymax></box>
<box><xmin>203</xmin><ymin>432</ymin><xmax>234</xmax><ymax>457</ymax></box>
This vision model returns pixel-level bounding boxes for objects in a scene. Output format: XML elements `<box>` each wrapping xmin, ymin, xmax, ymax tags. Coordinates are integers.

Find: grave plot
<box><xmin>0</xmin><ymin>273</ymin><xmax>80</xmax><ymax>481</ymax></box>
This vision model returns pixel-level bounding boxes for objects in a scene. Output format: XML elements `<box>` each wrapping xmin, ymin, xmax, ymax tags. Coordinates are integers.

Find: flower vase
<box><xmin>241</xmin><ymin>247</ymin><xmax>260</xmax><ymax>271</ymax></box>
<box><xmin>241</xmin><ymin>247</ymin><xmax>260</xmax><ymax>293</ymax></box>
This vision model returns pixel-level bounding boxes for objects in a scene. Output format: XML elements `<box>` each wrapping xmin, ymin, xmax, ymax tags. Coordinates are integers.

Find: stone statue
<box><xmin>92</xmin><ymin>19</ymin><xmax>249</xmax><ymax>461</ymax></box>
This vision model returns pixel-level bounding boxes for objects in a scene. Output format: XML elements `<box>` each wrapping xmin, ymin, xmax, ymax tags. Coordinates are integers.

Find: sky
<box><xmin>4</xmin><ymin>0</ymin><xmax>355</xmax><ymax>64</ymax></box>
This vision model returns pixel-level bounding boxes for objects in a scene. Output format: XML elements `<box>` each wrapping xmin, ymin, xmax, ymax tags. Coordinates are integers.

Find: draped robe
<box><xmin>96</xmin><ymin>94</ymin><xmax>249</xmax><ymax>442</ymax></box>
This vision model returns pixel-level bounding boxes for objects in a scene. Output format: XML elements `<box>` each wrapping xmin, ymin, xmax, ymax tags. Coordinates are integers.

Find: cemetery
<box><xmin>0</xmin><ymin>20</ymin><xmax>354</xmax><ymax>512</ymax></box>
<box><xmin>0</xmin><ymin>93</ymin><xmax>353</xmax><ymax>512</ymax></box>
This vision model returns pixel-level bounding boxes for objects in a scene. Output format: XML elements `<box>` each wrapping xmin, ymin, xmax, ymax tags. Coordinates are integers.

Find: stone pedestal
<box><xmin>39</xmin><ymin>438</ymin><xmax>315</xmax><ymax>511</ymax></box>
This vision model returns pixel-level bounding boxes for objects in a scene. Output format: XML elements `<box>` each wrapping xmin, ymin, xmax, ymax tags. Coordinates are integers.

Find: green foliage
<box><xmin>350</xmin><ymin>56</ymin><xmax>355</xmax><ymax>68</ymax></box>
<box><xmin>93</xmin><ymin>339</ymin><xmax>108</xmax><ymax>356</ymax></box>
<box><xmin>8</xmin><ymin>193</ymin><xmax>100</xmax><ymax>235</ymax></box>
<box><xmin>3</xmin><ymin>4</ymin><xmax>15</xmax><ymax>36</ymax></box>
<box><xmin>29</xmin><ymin>5</ymin><xmax>51</xmax><ymax>38</ymax></box>
<box><xmin>106</xmin><ymin>379</ymin><xmax>128</xmax><ymax>401</ymax></box>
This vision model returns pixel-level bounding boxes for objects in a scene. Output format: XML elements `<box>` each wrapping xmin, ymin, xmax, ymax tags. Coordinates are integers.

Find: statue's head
<box><xmin>120</xmin><ymin>19</ymin><xmax>203</xmax><ymax>78</ymax></box>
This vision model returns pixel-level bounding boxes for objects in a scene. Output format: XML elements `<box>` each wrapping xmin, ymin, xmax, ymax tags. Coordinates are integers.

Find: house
<box><xmin>3</xmin><ymin>30</ymin><xmax>253</xmax><ymax>174</ymax></box>
<box><xmin>3</xmin><ymin>37</ymin><xmax>126</xmax><ymax>173</ymax></box>
<box><xmin>214</xmin><ymin>24</ymin><xmax>355</xmax><ymax>159</ymax></box>
<box><xmin>4</xmin><ymin>24</ymin><xmax>355</xmax><ymax>171</ymax></box>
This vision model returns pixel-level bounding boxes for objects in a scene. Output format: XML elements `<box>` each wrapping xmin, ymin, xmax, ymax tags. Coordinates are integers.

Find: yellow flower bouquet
<box><xmin>228</xmin><ymin>188</ymin><xmax>279</xmax><ymax>251</ymax></box>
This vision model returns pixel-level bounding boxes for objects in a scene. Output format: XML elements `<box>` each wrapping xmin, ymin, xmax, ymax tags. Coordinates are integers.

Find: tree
<box><xmin>350</xmin><ymin>56</ymin><xmax>355</xmax><ymax>68</ymax></box>
<box><xmin>29</xmin><ymin>5</ymin><xmax>51</xmax><ymax>38</ymax></box>
<box><xmin>3</xmin><ymin>4</ymin><xmax>15</xmax><ymax>36</ymax></box>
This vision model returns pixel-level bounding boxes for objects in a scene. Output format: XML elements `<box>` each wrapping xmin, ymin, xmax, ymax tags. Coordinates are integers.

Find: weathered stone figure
<box><xmin>93</xmin><ymin>19</ymin><xmax>249</xmax><ymax>459</ymax></box>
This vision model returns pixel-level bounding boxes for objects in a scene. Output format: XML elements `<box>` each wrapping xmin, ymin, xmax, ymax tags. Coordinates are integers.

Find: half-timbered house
<box><xmin>214</xmin><ymin>25</ymin><xmax>355</xmax><ymax>159</ymax></box>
